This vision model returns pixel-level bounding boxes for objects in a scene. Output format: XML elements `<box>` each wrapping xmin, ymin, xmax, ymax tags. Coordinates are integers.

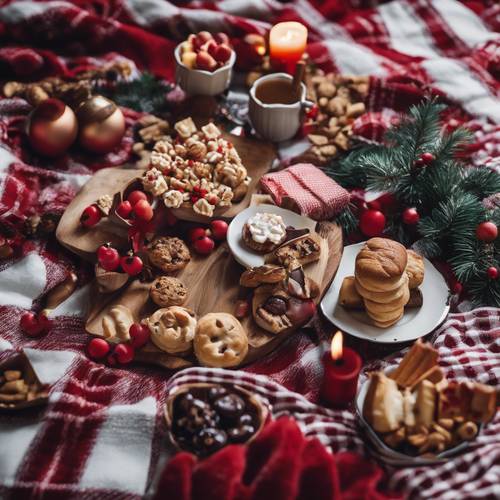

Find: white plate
<box><xmin>227</xmin><ymin>204</ymin><xmax>316</xmax><ymax>269</ymax></box>
<box><xmin>320</xmin><ymin>242</ymin><xmax>450</xmax><ymax>343</ymax></box>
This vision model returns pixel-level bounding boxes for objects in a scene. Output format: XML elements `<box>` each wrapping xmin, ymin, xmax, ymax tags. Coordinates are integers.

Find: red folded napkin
<box><xmin>260</xmin><ymin>163</ymin><xmax>350</xmax><ymax>221</ymax></box>
<box><xmin>154</xmin><ymin>417</ymin><xmax>402</xmax><ymax>500</ymax></box>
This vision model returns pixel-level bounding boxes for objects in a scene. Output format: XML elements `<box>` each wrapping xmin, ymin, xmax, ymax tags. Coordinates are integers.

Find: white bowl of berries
<box><xmin>175</xmin><ymin>31</ymin><xmax>236</xmax><ymax>96</ymax></box>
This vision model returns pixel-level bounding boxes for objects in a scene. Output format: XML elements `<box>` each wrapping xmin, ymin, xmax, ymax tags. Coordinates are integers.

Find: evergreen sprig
<box><xmin>326</xmin><ymin>99</ymin><xmax>500</xmax><ymax>307</ymax></box>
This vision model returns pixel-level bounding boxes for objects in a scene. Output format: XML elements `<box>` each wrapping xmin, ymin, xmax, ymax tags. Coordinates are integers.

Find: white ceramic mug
<box><xmin>174</xmin><ymin>44</ymin><xmax>236</xmax><ymax>96</ymax></box>
<box><xmin>248</xmin><ymin>73</ymin><xmax>312</xmax><ymax>142</ymax></box>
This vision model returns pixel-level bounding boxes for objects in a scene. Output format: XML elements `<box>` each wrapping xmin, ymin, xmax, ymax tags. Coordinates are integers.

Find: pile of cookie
<box><xmin>142</xmin><ymin>117</ymin><xmax>250</xmax><ymax>217</ymax></box>
<box><xmin>301</xmin><ymin>71</ymin><xmax>369</xmax><ymax>164</ymax></box>
<box><xmin>238</xmin><ymin>211</ymin><xmax>321</xmax><ymax>335</ymax></box>
<box><xmin>339</xmin><ymin>238</ymin><xmax>424</xmax><ymax>328</ymax></box>
<box><xmin>363</xmin><ymin>339</ymin><xmax>497</xmax><ymax>456</ymax></box>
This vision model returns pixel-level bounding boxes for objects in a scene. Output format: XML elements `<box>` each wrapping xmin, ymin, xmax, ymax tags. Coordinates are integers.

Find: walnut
<box><xmin>187</xmin><ymin>141</ymin><xmax>207</xmax><ymax>161</ymax></box>
<box><xmin>174</xmin><ymin>117</ymin><xmax>197</xmax><ymax>139</ymax></box>
<box><xmin>96</xmin><ymin>194</ymin><xmax>113</xmax><ymax>216</ymax></box>
<box><xmin>163</xmin><ymin>190</ymin><xmax>184</xmax><ymax>209</ymax></box>
<box><xmin>192</xmin><ymin>198</ymin><xmax>214</xmax><ymax>217</ymax></box>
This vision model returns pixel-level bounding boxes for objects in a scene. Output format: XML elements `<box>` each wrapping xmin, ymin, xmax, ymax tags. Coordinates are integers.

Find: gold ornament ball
<box><xmin>77</xmin><ymin>95</ymin><xmax>125</xmax><ymax>154</ymax></box>
<box><xmin>27</xmin><ymin>98</ymin><xmax>78</xmax><ymax>157</ymax></box>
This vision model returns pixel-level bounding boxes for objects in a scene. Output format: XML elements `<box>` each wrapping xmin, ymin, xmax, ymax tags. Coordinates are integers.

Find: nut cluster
<box><xmin>303</xmin><ymin>71</ymin><xmax>369</xmax><ymax>164</ymax></box>
<box><xmin>133</xmin><ymin>115</ymin><xmax>171</xmax><ymax>168</ymax></box>
<box><xmin>142</xmin><ymin>117</ymin><xmax>250</xmax><ymax>217</ymax></box>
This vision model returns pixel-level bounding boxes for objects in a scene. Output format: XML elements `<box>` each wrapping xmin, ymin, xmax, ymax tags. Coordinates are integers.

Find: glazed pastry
<box><xmin>147</xmin><ymin>236</ymin><xmax>191</xmax><ymax>273</ymax></box>
<box><xmin>240</xmin><ymin>265</ymin><xmax>287</xmax><ymax>288</ymax></box>
<box><xmin>194</xmin><ymin>313</ymin><xmax>248</xmax><ymax>368</ymax></box>
<box><xmin>102</xmin><ymin>305</ymin><xmax>134</xmax><ymax>342</ymax></box>
<box><xmin>242</xmin><ymin>212</ymin><xmax>287</xmax><ymax>253</ymax></box>
<box><xmin>272</xmin><ymin>233</ymin><xmax>321</xmax><ymax>268</ymax></box>
<box><xmin>146</xmin><ymin>306</ymin><xmax>196</xmax><ymax>355</ymax></box>
<box><xmin>150</xmin><ymin>276</ymin><xmax>188</xmax><ymax>307</ymax></box>
<box><xmin>406</xmin><ymin>250</ymin><xmax>425</xmax><ymax>289</ymax></box>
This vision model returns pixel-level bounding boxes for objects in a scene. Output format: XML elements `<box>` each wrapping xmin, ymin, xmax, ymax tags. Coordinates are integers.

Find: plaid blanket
<box><xmin>0</xmin><ymin>0</ymin><xmax>499</xmax><ymax>498</ymax></box>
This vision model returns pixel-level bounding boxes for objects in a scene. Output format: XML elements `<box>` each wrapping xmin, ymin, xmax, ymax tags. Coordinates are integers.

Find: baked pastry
<box><xmin>252</xmin><ymin>285</ymin><xmax>293</xmax><ymax>334</ymax></box>
<box><xmin>240</xmin><ymin>265</ymin><xmax>287</xmax><ymax>288</ymax></box>
<box><xmin>406</xmin><ymin>250</ymin><xmax>424</xmax><ymax>289</ymax></box>
<box><xmin>286</xmin><ymin>266</ymin><xmax>319</xmax><ymax>300</ymax></box>
<box><xmin>354</xmin><ymin>274</ymin><xmax>409</xmax><ymax>304</ymax></box>
<box><xmin>147</xmin><ymin>237</ymin><xmax>191</xmax><ymax>273</ymax></box>
<box><xmin>272</xmin><ymin>233</ymin><xmax>321</xmax><ymax>268</ymax></box>
<box><xmin>415</xmin><ymin>380</ymin><xmax>436</xmax><ymax>427</ymax></box>
<box><xmin>150</xmin><ymin>276</ymin><xmax>188</xmax><ymax>307</ymax></box>
<box><xmin>146</xmin><ymin>306</ymin><xmax>196</xmax><ymax>355</ymax></box>
<box><xmin>242</xmin><ymin>212</ymin><xmax>287</xmax><ymax>253</ymax></box>
<box><xmin>194</xmin><ymin>313</ymin><xmax>248</xmax><ymax>368</ymax></box>
<box><xmin>102</xmin><ymin>305</ymin><xmax>134</xmax><ymax>342</ymax></box>
<box><xmin>364</xmin><ymin>283</ymin><xmax>410</xmax><ymax>316</ymax></box>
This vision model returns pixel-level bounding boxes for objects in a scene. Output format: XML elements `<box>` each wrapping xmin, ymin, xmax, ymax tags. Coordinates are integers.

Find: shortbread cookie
<box><xmin>272</xmin><ymin>233</ymin><xmax>321</xmax><ymax>268</ymax></box>
<box><xmin>242</xmin><ymin>212</ymin><xmax>287</xmax><ymax>253</ymax></box>
<box><xmin>146</xmin><ymin>306</ymin><xmax>196</xmax><ymax>355</ymax></box>
<box><xmin>355</xmin><ymin>272</ymin><xmax>406</xmax><ymax>293</ymax></box>
<box><xmin>150</xmin><ymin>276</ymin><xmax>188</xmax><ymax>307</ymax></box>
<box><xmin>364</xmin><ymin>283</ymin><xmax>410</xmax><ymax>314</ymax></box>
<box><xmin>147</xmin><ymin>237</ymin><xmax>191</xmax><ymax>273</ymax></box>
<box><xmin>371</xmin><ymin>311</ymin><xmax>404</xmax><ymax>328</ymax></box>
<box><xmin>354</xmin><ymin>274</ymin><xmax>409</xmax><ymax>303</ymax></box>
<box><xmin>365</xmin><ymin>303</ymin><xmax>404</xmax><ymax>324</ymax></box>
<box><xmin>406</xmin><ymin>250</ymin><xmax>424</xmax><ymax>289</ymax></box>
<box><xmin>240</xmin><ymin>265</ymin><xmax>287</xmax><ymax>288</ymax></box>
<box><xmin>194</xmin><ymin>313</ymin><xmax>248</xmax><ymax>368</ymax></box>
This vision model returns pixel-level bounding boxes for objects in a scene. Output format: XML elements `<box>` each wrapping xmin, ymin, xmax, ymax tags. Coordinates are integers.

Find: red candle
<box><xmin>320</xmin><ymin>331</ymin><xmax>362</xmax><ymax>408</ymax></box>
<box><xmin>269</xmin><ymin>22</ymin><xmax>308</xmax><ymax>74</ymax></box>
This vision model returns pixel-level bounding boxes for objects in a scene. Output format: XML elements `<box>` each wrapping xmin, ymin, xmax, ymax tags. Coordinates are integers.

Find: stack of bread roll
<box><xmin>354</xmin><ymin>238</ymin><xmax>410</xmax><ymax>328</ymax></box>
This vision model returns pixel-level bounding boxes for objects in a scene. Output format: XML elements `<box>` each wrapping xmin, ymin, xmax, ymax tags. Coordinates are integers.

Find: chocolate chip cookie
<box><xmin>147</xmin><ymin>237</ymin><xmax>191</xmax><ymax>273</ymax></box>
<box><xmin>150</xmin><ymin>276</ymin><xmax>188</xmax><ymax>307</ymax></box>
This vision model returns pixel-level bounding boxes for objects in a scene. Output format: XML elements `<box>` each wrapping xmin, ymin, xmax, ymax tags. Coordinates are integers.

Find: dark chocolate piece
<box><xmin>194</xmin><ymin>427</ymin><xmax>228</xmax><ymax>455</ymax></box>
<box><xmin>214</xmin><ymin>394</ymin><xmax>245</xmax><ymax>419</ymax></box>
<box><xmin>228</xmin><ymin>425</ymin><xmax>256</xmax><ymax>443</ymax></box>
<box><xmin>263</xmin><ymin>296</ymin><xmax>288</xmax><ymax>315</ymax></box>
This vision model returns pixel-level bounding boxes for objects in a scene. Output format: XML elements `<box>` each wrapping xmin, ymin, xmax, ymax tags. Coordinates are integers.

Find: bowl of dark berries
<box><xmin>165</xmin><ymin>383</ymin><xmax>268</xmax><ymax>457</ymax></box>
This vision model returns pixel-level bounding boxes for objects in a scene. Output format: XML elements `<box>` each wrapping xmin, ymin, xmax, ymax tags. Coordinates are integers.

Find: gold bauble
<box><xmin>27</xmin><ymin>98</ymin><xmax>78</xmax><ymax>157</ymax></box>
<box><xmin>76</xmin><ymin>95</ymin><xmax>125</xmax><ymax>154</ymax></box>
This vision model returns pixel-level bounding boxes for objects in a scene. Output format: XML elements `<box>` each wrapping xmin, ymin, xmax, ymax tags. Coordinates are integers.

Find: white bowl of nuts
<box><xmin>175</xmin><ymin>31</ymin><xmax>236</xmax><ymax>96</ymax></box>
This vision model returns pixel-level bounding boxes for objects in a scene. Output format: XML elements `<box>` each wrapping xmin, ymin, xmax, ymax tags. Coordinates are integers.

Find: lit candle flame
<box><xmin>330</xmin><ymin>331</ymin><xmax>343</xmax><ymax>361</ymax></box>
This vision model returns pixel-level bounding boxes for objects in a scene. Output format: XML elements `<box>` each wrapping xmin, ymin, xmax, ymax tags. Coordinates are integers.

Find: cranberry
<box><xmin>420</xmin><ymin>152</ymin><xmax>435</xmax><ymax>165</ymax></box>
<box><xmin>127</xmin><ymin>190</ymin><xmax>148</xmax><ymax>206</ymax></box>
<box><xmin>193</xmin><ymin>236</ymin><xmax>215</xmax><ymax>255</ymax></box>
<box><xmin>487</xmin><ymin>266</ymin><xmax>498</xmax><ymax>280</ymax></box>
<box><xmin>129</xmin><ymin>323</ymin><xmax>150</xmax><ymax>349</ymax></box>
<box><xmin>87</xmin><ymin>338</ymin><xmax>110</xmax><ymax>359</ymax></box>
<box><xmin>189</xmin><ymin>227</ymin><xmax>206</xmax><ymax>243</ymax></box>
<box><xmin>20</xmin><ymin>311</ymin><xmax>50</xmax><ymax>337</ymax></box>
<box><xmin>97</xmin><ymin>244</ymin><xmax>120</xmax><ymax>271</ymax></box>
<box><xmin>476</xmin><ymin>221</ymin><xmax>497</xmax><ymax>242</ymax></box>
<box><xmin>121</xmin><ymin>254</ymin><xmax>143</xmax><ymax>276</ymax></box>
<box><xmin>402</xmin><ymin>207</ymin><xmax>420</xmax><ymax>225</ymax></box>
<box><xmin>80</xmin><ymin>205</ymin><xmax>102</xmax><ymax>228</ymax></box>
<box><xmin>116</xmin><ymin>200</ymin><xmax>132</xmax><ymax>219</ymax></box>
<box><xmin>132</xmin><ymin>199</ymin><xmax>153</xmax><ymax>222</ymax></box>
<box><xmin>114</xmin><ymin>343</ymin><xmax>135</xmax><ymax>364</ymax></box>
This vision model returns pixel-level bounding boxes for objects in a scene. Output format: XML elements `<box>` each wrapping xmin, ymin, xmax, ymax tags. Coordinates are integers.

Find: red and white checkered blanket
<box><xmin>0</xmin><ymin>0</ymin><xmax>499</xmax><ymax>498</ymax></box>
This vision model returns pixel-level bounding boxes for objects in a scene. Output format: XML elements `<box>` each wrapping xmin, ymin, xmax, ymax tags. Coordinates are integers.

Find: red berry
<box><xmin>214</xmin><ymin>44</ymin><xmax>232</xmax><ymax>64</ymax></box>
<box><xmin>80</xmin><ymin>205</ymin><xmax>102</xmax><ymax>228</ymax></box>
<box><xmin>476</xmin><ymin>221</ymin><xmax>498</xmax><ymax>242</ymax></box>
<box><xmin>414</xmin><ymin>158</ymin><xmax>425</xmax><ymax>168</ymax></box>
<box><xmin>420</xmin><ymin>152</ymin><xmax>435</xmax><ymax>165</ymax></box>
<box><xmin>210</xmin><ymin>220</ymin><xmax>228</xmax><ymax>241</ymax></box>
<box><xmin>193</xmin><ymin>236</ymin><xmax>215</xmax><ymax>255</ymax></box>
<box><xmin>114</xmin><ymin>343</ymin><xmax>135</xmax><ymax>364</ymax></box>
<box><xmin>87</xmin><ymin>338</ymin><xmax>110</xmax><ymax>359</ymax></box>
<box><xmin>214</xmin><ymin>32</ymin><xmax>230</xmax><ymax>45</ymax></box>
<box><xmin>196</xmin><ymin>51</ymin><xmax>217</xmax><ymax>71</ymax></box>
<box><xmin>132</xmin><ymin>199</ymin><xmax>153</xmax><ymax>222</ymax></box>
<box><xmin>306</xmin><ymin>104</ymin><xmax>318</xmax><ymax>120</ymax></box>
<box><xmin>487</xmin><ymin>266</ymin><xmax>498</xmax><ymax>279</ymax></box>
<box><xmin>116</xmin><ymin>200</ymin><xmax>132</xmax><ymax>219</ymax></box>
<box><xmin>189</xmin><ymin>227</ymin><xmax>206</xmax><ymax>243</ymax></box>
<box><xmin>127</xmin><ymin>190</ymin><xmax>148</xmax><ymax>206</ymax></box>
<box><xmin>38</xmin><ymin>311</ymin><xmax>52</xmax><ymax>331</ymax></box>
<box><xmin>452</xmin><ymin>282</ymin><xmax>463</xmax><ymax>294</ymax></box>
<box><xmin>120</xmin><ymin>254</ymin><xmax>143</xmax><ymax>276</ymax></box>
<box><xmin>129</xmin><ymin>323</ymin><xmax>150</xmax><ymax>349</ymax></box>
<box><xmin>20</xmin><ymin>311</ymin><xmax>44</xmax><ymax>337</ymax></box>
<box><xmin>402</xmin><ymin>207</ymin><xmax>420</xmax><ymax>225</ymax></box>
<box><xmin>359</xmin><ymin>209</ymin><xmax>386</xmax><ymax>237</ymax></box>
<box><xmin>97</xmin><ymin>244</ymin><xmax>120</xmax><ymax>271</ymax></box>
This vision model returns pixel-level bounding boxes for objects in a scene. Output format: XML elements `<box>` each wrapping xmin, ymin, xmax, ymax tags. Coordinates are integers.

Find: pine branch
<box><xmin>460</xmin><ymin>168</ymin><xmax>500</xmax><ymax>200</ymax></box>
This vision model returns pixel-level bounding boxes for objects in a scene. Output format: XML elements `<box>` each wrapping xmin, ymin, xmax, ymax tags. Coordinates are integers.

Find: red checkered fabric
<box><xmin>261</xmin><ymin>163</ymin><xmax>351</xmax><ymax>220</ymax></box>
<box><xmin>0</xmin><ymin>0</ymin><xmax>499</xmax><ymax>498</ymax></box>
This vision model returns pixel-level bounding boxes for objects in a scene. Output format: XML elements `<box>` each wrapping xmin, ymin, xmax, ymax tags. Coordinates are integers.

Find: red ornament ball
<box><xmin>193</xmin><ymin>236</ymin><xmax>215</xmax><ymax>255</ymax></box>
<box><xmin>420</xmin><ymin>152</ymin><xmax>435</xmax><ymax>165</ymax></box>
<box><xmin>120</xmin><ymin>254</ymin><xmax>143</xmax><ymax>276</ymax></box>
<box><xmin>129</xmin><ymin>323</ymin><xmax>150</xmax><ymax>349</ymax></box>
<box><xmin>476</xmin><ymin>222</ymin><xmax>498</xmax><ymax>242</ymax></box>
<box><xmin>402</xmin><ymin>207</ymin><xmax>420</xmax><ymax>225</ymax></box>
<box><xmin>487</xmin><ymin>266</ymin><xmax>498</xmax><ymax>280</ymax></box>
<box><xmin>210</xmin><ymin>220</ymin><xmax>228</xmax><ymax>241</ymax></box>
<box><xmin>359</xmin><ymin>209</ymin><xmax>386</xmax><ymax>237</ymax></box>
<box><xmin>80</xmin><ymin>205</ymin><xmax>102</xmax><ymax>228</ymax></box>
<box><xmin>87</xmin><ymin>338</ymin><xmax>110</xmax><ymax>359</ymax></box>
<box><xmin>114</xmin><ymin>343</ymin><xmax>135</xmax><ymax>364</ymax></box>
